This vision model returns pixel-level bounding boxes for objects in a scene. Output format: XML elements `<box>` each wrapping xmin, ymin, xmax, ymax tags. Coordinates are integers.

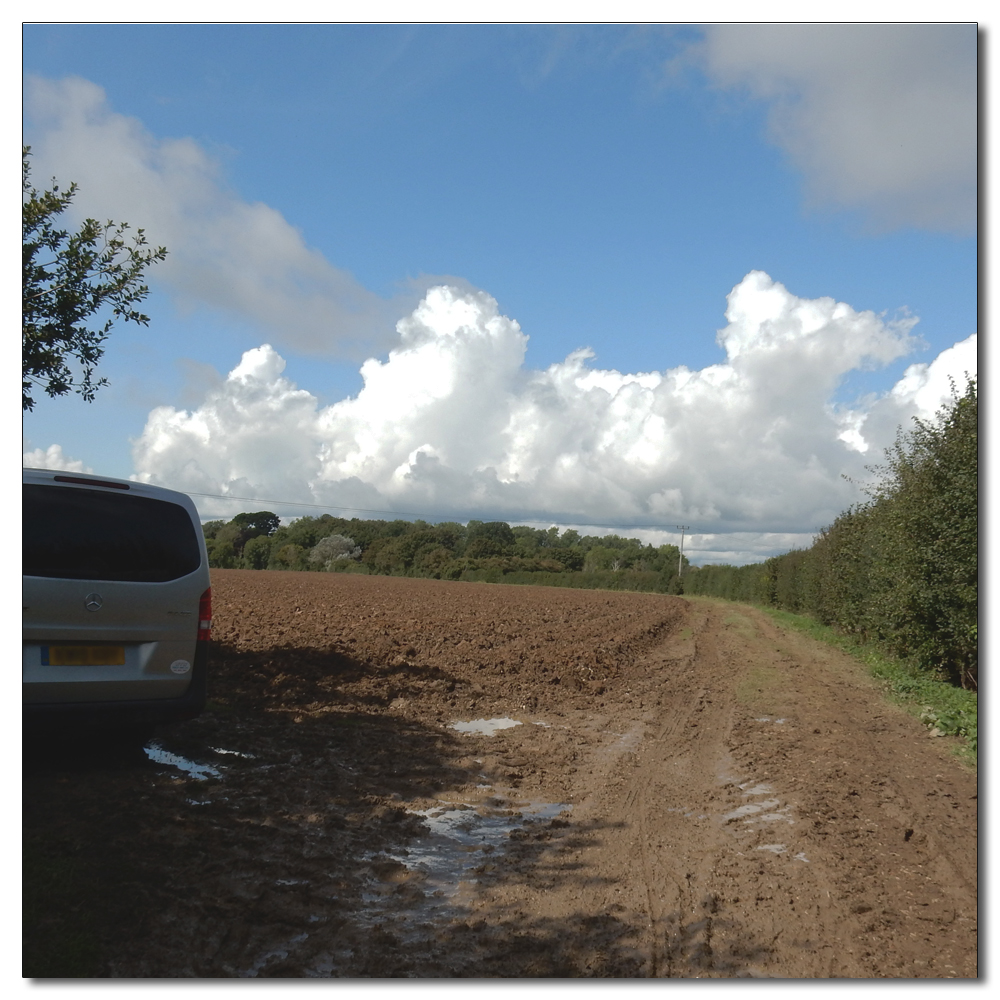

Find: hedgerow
<box><xmin>685</xmin><ymin>378</ymin><xmax>978</xmax><ymax>690</ymax></box>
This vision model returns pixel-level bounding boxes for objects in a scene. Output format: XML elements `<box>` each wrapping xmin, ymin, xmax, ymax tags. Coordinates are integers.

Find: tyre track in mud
<box><xmin>598</xmin><ymin>611</ymin><xmax>716</xmax><ymax>977</ymax></box>
<box><xmin>453</xmin><ymin>597</ymin><xmax>976</xmax><ymax>978</ymax></box>
<box><xmin>527</xmin><ymin>599</ymin><xmax>754</xmax><ymax>977</ymax></box>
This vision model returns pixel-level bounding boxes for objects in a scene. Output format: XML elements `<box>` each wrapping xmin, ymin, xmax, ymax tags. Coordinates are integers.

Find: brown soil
<box><xmin>23</xmin><ymin>569</ymin><xmax>978</xmax><ymax>978</ymax></box>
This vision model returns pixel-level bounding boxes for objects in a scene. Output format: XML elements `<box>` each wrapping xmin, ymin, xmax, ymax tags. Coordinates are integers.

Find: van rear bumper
<box><xmin>23</xmin><ymin>640</ymin><xmax>209</xmax><ymax>731</ymax></box>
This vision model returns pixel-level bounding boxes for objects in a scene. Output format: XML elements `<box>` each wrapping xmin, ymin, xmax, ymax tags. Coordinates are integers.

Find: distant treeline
<box><xmin>203</xmin><ymin>514</ymin><xmax>689</xmax><ymax>595</ymax></box>
<box><xmin>685</xmin><ymin>378</ymin><xmax>978</xmax><ymax>690</ymax></box>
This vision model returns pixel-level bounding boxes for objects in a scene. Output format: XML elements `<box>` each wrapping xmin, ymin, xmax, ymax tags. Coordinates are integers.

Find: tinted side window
<box><xmin>23</xmin><ymin>485</ymin><xmax>202</xmax><ymax>582</ymax></box>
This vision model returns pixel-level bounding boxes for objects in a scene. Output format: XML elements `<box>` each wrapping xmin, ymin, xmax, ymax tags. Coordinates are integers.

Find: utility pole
<box><xmin>676</xmin><ymin>525</ymin><xmax>689</xmax><ymax>579</ymax></box>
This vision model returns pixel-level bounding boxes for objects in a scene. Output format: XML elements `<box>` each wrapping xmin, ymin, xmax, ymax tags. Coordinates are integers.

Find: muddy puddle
<box><xmin>291</xmin><ymin>786</ymin><xmax>574</xmax><ymax>977</ymax></box>
<box><xmin>364</xmin><ymin>792</ymin><xmax>566</xmax><ymax>918</ymax></box>
<box><xmin>387</xmin><ymin>787</ymin><xmax>570</xmax><ymax>900</ymax></box>
<box><xmin>704</xmin><ymin>746</ymin><xmax>810</xmax><ymax>864</ymax></box>
<box><xmin>143</xmin><ymin>742</ymin><xmax>222</xmax><ymax>781</ymax></box>
<box><xmin>447</xmin><ymin>717</ymin><xmax>523</xmax><ymax>736</ymax></box>
<box><xmin>143</xmin><ymin>741</ymin><xmax>256</xmax><ymax>782</ymax></box>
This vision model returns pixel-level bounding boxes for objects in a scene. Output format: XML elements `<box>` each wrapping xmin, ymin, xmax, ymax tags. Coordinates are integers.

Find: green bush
<box><xmin>241</xmin><ymin>534</ymin><xmax>272</xmax><ymax>570</ymax></box>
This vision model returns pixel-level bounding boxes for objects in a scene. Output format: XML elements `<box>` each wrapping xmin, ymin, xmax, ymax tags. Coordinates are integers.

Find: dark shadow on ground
<box><xmin>24</xmin><ymin>640</ymin><xmax>780</xmax><ymax>979</ymax></box>
<box><xmin>23</xmin><ymin>642</ymin><xmax>471</xmax><ymax>977</ymax></box>
<box><xmin>207</xmin><ymin>640</ymin><xmax>465</xmax><ymax>713</ymax></box>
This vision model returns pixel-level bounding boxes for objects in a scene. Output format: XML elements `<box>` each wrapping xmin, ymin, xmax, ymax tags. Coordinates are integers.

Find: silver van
<box><xmin>22</xmin><ymin>469</ymin><xmax>211</xmax><ymax>735</ymax></box>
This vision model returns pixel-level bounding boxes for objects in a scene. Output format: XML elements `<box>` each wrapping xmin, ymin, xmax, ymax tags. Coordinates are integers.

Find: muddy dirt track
<box><xmin>24</xmin><ymin>569</ymin><xmax>977</xmax><ymax>978</ymax></box>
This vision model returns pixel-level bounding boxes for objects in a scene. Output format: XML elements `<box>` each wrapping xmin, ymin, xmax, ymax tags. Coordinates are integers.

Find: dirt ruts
<box><xmin>23</xmin><ymin>570</ymin><xmax>977</xmax><ymax>977</ymax></box>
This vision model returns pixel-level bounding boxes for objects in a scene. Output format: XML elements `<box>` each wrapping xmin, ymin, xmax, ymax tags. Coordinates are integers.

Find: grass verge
<box><xmin>758</xmin><ymin>606</ymin><xmax>977</xmax><ymax>768</ymax></box>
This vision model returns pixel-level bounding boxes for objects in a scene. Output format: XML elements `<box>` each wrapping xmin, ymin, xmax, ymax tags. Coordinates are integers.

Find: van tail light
<box><xmin>198</xmin><ymin>588</ymin><xmax>212</xmax><ymax>642</ymax></box>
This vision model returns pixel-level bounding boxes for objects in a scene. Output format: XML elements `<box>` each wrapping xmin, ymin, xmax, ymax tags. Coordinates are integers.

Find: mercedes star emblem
<box><xmin>84</xmin><ymin>593</ymin><xmax>103</xmax><ymax>612</ymax></box>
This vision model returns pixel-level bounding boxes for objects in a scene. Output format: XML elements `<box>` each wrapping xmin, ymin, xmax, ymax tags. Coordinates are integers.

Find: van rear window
<box><xmin>23</xmin><ymin>485</ymin><xmax>202</xmax><ymax>582</ymax></box>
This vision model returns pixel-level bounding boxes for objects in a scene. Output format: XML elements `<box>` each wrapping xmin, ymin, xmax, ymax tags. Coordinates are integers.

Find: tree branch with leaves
<box><xmin>22</xmin><ymin>146</ymin><xmax>167</xmax><ymax>411</ymax></box>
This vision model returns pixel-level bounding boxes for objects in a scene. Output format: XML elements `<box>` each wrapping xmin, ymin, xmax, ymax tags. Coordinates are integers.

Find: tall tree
<box><xmin>22</xmin><ymin>146</ymin><xmax>167</xmax><ymax>411</ymax></box>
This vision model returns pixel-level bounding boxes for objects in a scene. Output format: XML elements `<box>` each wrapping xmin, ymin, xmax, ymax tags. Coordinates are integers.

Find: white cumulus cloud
<box><xmin>23</xmin><ymin>75</ymin><xmax>414</xmax><ymax>357</ymax></box>
<box><xmin>131</xmin><ymin>272</ymin><xmax>974</xmax><ymax>558</ymax></box>
<box><xmin>23</xmin><ymin>444</ymin><xmax>94</xmax><ymax>474</ymax></box>
<box><xmin>696</xmin><ymin>24</ymin><xmax>977</xmax><ymax>233</ymax></box>
<box><xmin>838</xmin><ymin>331</ymin><xmax>977</xmax><ymax>455</ymax></box>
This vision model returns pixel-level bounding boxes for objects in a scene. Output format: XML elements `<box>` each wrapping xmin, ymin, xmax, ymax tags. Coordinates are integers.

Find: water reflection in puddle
<box><xmin>390</xmin><ymin>793</ymin><xmax>572</xmax><ymax>902</ymax></box>
<box><xmin>448</xmin><ymin>718</ymin><xmax>523</xmax><ymax>736</ymax></box>
<box><xmin>143</xmin><ymin>743</ymin><xmax>258</xmax><ymax>781</ymax></box>
<box><xmin>144</xmin><ymin>742</ymin><xmax>221</xmax><ymax>781</ymax></box>
<box><xmin>328</xmin><ymin>789</ymin><xmax>573</xmax><ymax>973</ymax></box>
<box><xmin>724</xmin><ymin>798</ymin><xmax>783</xmax><ymax>821</ymax></box>
<box><xmin>355</xmin><ymin>786</ymin><xmax>572</xmax><ymax>949</ymax></box>
<box><xmin>710</xmin><ymin>755</ymin><xmax>808</xmax><ymax>873</ymax></box>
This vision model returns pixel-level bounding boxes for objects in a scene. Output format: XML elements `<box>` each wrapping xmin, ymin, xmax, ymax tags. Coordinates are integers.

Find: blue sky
<box><xmin>21</xmin><ymin>22</ymin><xmax>978</xmax><ymax>564</ymax></box>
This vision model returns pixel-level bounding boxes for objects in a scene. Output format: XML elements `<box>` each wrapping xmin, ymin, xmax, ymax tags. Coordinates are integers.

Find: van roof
<box><xmin>22</xmin><ymin>468</ymin><xmax>198</xmax><ymax>512</ymax></box>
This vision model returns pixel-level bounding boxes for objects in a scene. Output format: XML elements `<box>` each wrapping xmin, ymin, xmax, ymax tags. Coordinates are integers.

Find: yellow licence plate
<box><xmin>43</xmin><ymin>645</ymin><xmax>126</xmax><ymax>667</ymax></box>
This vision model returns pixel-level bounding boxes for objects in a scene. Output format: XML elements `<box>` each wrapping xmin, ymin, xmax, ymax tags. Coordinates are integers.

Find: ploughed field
<box><xmin>24</xmin><ymin>570</ymin><xmax>978</xmax><ymax>978</ymax></box>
